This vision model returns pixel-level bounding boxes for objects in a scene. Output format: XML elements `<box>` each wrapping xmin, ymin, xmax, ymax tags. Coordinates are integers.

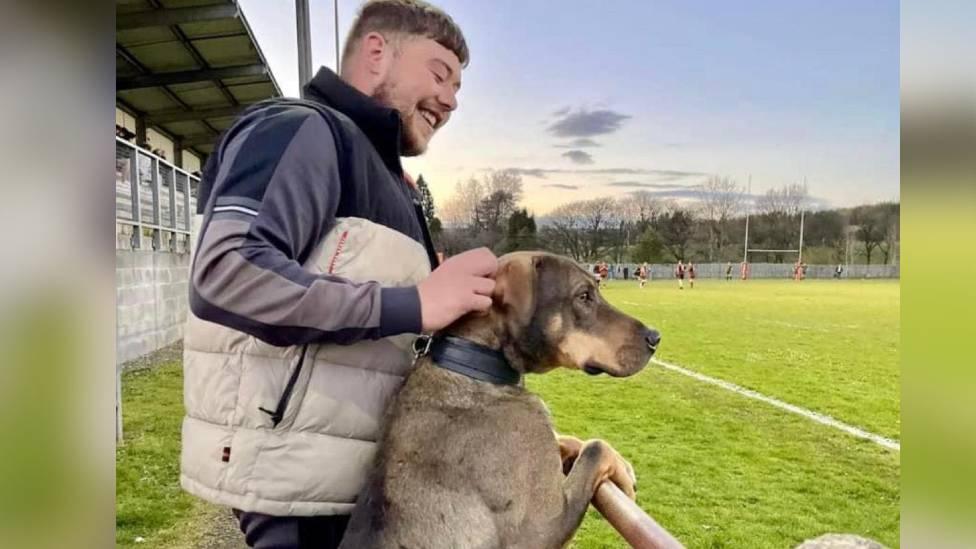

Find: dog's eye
<box><xmin>577</xmin><ymin>291</ymin><xmax>592</xmax><ymax>303</ymax></box>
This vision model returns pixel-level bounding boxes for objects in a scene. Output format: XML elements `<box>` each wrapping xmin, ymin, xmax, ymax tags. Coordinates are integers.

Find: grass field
<box><xmin>528</xmin><ymin>278</ymin><xmax>900</xmax><ymax>548</ymax></box>
<box><xmin>116</xmin><ymin>279</ymin><xmax>899</xmax><ymax>548</ymax></box>
<box><xmin>116</xmin><ymin>361</ymin><xmax>221</xmax><ymax>548</ymax></box>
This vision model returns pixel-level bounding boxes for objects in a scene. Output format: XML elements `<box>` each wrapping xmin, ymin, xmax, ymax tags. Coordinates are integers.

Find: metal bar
<box><xmin>128</xmin><ymin>142</ymin><xmax>142</xmax><ymax>249</ymax></box>
<box><xmin>296</xmin><ymin>0</ymin><xmax>313</xmax><ymax>95</ymax></box>
<box><xmin>168</xmin><ymin>169</ymin><xmax>178</xmax><ymax>229</ymax></box>
<box><xmin>183</xmin><ymin>174</ymin><xmax>192</xmax><ymax>234</ymax></box>
<box><xmin>117</xmin><ymin>4</ymin><xmax>239</xmax><ymax>29</ymax></box>
<box><xmin>747</xmin><ymin>249</ymin><xmax>800</xmax><ymax>253</ymax></box>
<box><xmin>152</xmin><ymin>157</ymin><xmax>162</xmax><ymax>249</ymax></box>
<box><xmin>119</xmin><ymin>137</ymin><xmax>198</xmax><ymax>181</ymax></box>
<box><xmin>147</xmin><ymin>104</ymin><xmax>246</xmax><ymax>124</ymax></box>
<box><xmin>593</xmin><ymin>482</ymin><xmax>684</xmax><ymax>549</ymax></box>
<box><xmin>117</xmin><ymin>64</ymin><xmax>267</xmax><ymax>90</ymax></box>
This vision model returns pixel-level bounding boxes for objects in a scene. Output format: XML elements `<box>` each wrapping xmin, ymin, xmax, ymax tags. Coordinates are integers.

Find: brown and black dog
<box><xmin>339</xmin><ymin>252</ymin><xmax>661</xmax><ymax>549</ymax></box>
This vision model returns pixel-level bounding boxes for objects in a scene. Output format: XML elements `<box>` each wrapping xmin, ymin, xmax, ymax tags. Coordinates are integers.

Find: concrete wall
<box><xmin>116</xmin><ymin>246</ymin><xmax>191</xmax><ymax>365</ymax></box>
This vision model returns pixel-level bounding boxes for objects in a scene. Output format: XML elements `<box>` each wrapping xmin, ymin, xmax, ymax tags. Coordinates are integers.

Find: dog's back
<box><xmin>340</xmin><ymin>359</ymin><xmax>567</xmax><ymax>549</ymax></box>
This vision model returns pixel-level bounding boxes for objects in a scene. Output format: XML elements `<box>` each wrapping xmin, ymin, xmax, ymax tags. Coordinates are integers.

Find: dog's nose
<box><xmin>643</xmin><ymin>329</ymin><xmax>661</xmax><ymax>350</ymax></box>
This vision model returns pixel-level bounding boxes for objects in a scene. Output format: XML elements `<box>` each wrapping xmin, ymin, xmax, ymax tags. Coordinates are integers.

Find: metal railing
<box><xmin>115</xmin><ymin>136</ymin><xmax>199</xmax><ymax>252</ymax></box>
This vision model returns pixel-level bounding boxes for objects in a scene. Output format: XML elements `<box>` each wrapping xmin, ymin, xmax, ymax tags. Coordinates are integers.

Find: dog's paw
<box><xmin>557</xmin><ymin>435</ymin><xmax>584</xmax><ymax>475</ymax></box>
<box><xmin>589</xmin><ymin>439</ymin><xmax>638</xmax><ymax>500</ymax></box>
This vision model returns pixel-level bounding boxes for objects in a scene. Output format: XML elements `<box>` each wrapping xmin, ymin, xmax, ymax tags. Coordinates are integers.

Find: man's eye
<box><xmin>433</xmin><ymin>71</ymin><xmax>445</xmax><ymax>84</ymax></box>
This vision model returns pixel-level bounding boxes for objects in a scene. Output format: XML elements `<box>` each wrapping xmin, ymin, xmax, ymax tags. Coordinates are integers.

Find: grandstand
<box><xmin>115</xmin><ymin>0</ymin><xmax>282</xmax><ymax>438</ymax></box>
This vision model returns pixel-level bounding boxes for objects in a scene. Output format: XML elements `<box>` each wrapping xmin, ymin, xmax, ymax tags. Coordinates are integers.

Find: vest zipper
<box><xmin>259</xmin><ymin>344</ymin><xmax>309</xmax><ymax>428</ymax></box>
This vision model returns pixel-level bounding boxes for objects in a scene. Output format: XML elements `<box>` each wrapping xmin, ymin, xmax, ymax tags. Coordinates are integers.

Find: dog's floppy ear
<box><xmin>492</xmin><ymin>254</ymin><xmax>539</xmax><ymax>327</ymax></box>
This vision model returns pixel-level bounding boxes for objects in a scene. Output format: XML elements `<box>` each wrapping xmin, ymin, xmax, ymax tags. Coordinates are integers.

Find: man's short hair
<box><xmin>343</xmin><ymin>0</ymin><xmax>469</xmax><ymax>68</ymax></box>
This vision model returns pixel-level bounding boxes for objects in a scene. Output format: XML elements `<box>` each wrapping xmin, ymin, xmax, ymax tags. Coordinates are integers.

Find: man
<box><xmin>638</xmin><ymin>262</ymin><xmax>648</xmax><ymax>289</ymax></box>
<box><xmin>675</xmin><ymin>260</ymin><xmax>685</xmax><ymax>289</ymax></box>
<box><xmin>725</xmin><ymin>261</ymin><xmax>733</xmax><ymax>281</ymax></box>
<box><xmin>181</xmin><ymin>2</ymin><xmax>493</xmax><ymax>547</ymax></box>
<box><xmin>687</xmin><ymin>261</ymin><xmax>696</xmax><ymax>289</ymax></box>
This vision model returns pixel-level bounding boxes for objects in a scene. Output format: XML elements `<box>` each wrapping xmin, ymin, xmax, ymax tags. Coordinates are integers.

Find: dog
<box><xmin>339</xmin><ymin>251</ymin><xmax>661</xmax><ymax>549</ymax></box>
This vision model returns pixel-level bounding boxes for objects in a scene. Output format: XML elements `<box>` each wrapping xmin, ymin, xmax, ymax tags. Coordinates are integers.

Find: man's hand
<box><xmin>417</xmin><ymin>247</ymin><xmax>497</xmax><ymax>332</ymax></box>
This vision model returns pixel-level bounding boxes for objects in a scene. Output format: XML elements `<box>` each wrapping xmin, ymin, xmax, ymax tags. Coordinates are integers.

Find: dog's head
<box><xmin>444</xmin><ymin>252</ymin><xmax>660</xmax><ymax>377</ymax></box>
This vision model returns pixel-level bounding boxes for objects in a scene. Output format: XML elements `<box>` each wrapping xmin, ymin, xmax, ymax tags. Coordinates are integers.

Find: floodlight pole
<box><xmin>798</xmin><ymin>176</ymin><xmax>806</xmax><ymax>263</ymax></box>
<box><xmin>296</xmin><ymin>0</ymin><xmax>313</xmax><ymax>97</ymax></box>
<box><xmin>334</xmin><ymin>0</ymin><xmax>341</xmax><ymax>71</ymax></box>
<box><xmin>798</xmin><ymin>209</ymin><xmax>805</xmax><ymax>263</ymax></box>
<box><xmin>742</xmin><ymin>175</ymin><xmax>751</xmax><ymax>263</ymax></box>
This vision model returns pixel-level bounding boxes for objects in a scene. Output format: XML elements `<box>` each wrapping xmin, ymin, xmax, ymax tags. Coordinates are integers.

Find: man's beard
<box><xmin>372</xmin><ymin>81</ymin><xmax>427</xmax><ymax>157</ymax></box>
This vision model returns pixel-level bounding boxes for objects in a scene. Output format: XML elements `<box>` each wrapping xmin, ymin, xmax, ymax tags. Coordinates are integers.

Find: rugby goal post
<box><xmin>742</xmin><ymin>187</ymin><xmax>806</xmax><ymax>277</ymax></box>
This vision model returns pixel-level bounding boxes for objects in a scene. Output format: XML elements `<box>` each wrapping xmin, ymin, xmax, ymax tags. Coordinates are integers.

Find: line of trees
<box><xmin>417</xmin><ymin>172</ymin><xmax>899</xmax><ymax>265</ymax></box>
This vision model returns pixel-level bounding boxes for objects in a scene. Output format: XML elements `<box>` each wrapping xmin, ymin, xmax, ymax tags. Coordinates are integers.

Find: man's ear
<box><xmin>361</xmin><ymin>31</ymin><xmax>395</xmax><ymax>77</ymax></box>
<box><xmin>493</xmin><ymin>255</ymin><xmax>539</xmax><ymax>327</ymax></box>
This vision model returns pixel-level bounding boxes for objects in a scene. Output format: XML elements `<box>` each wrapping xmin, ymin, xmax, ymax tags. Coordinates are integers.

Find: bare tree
<box><xmin>756</xmin><ymin>182</ymin><xmax>809</xmax><ymax>216</ymax></box>
<box><xmin>541</xmin><ymin>201</ymin><xmax>587</xmax><ymax>260</ymax></box>
<box><xmin>440</xmin><ymin>176</ymin><xmax>484</xmax><ymax>228</ymax></box>
<box><xmin>876</xmin><ymin>202</ymin><xmax>900</xmax><ymax>265</ymax></box>
<box><xmin>697</xmin><ymin>176</ymin><xmax>744</xmax><ymax>260</ymax></box>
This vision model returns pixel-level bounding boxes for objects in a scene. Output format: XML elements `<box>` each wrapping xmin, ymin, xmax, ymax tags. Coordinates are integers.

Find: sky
<box><xmin>238</xmin><ymin>0</ymin><xmax>900</xmax><ymax>216</ymax></box>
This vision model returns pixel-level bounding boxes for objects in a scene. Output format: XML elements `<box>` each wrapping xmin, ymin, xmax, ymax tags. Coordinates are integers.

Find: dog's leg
<box><xmin>522</xmin><ymin>439</ymin><xmax>636</xmax><ymax>549</ymax></box>
<box><xmin>556</xmin><ymin>434</ymin><xmax>583</xmax><ymax>474</ymax></box>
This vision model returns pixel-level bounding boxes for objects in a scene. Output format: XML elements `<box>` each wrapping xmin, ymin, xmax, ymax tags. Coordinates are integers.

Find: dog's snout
<box><xmin>642</xmin><ymin>328</ymin><xmax>661</xmax><ymax>350</ymax></box>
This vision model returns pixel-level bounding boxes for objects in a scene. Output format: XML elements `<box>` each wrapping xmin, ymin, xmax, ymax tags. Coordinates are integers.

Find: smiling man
<box><xmin>180</xmin><ymin>2</ymin><xmax>495</xmax><ymax>548</ymax></box>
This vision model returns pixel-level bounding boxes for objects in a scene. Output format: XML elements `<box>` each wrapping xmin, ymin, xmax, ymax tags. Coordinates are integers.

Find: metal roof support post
<box><xmin>173</xmin><ymin>142</ymin><xmax>183</xmax><ymax>170</ymax></box>
<box><xmin>296</xmin><ymin>0</ymin><xmax>313</xmax><ymax>97</ymax></box>
<box><xmin>136</xmin><ymin>116</ymin><xmax>147</xmax><ymax>148</ymax></box>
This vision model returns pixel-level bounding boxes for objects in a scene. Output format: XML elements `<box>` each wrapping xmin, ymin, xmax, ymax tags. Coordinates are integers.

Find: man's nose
<box><xmin>642</xmin><ymin>328</ymin><xmax>661</xmax><ymax>351</ymax></box>
<box><xmin>438</xmin><ymin>87</ymin><xmax>458</xmax><ymax>112</ymax></box>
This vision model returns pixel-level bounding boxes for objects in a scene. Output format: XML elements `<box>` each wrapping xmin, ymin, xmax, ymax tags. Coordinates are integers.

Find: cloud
<box><xmin>626</xmin><ymin>189</ymin><xmax>833</xmax><ymax>209</ymax></box>
<box><xmin>551</xmin><ymin>106</ymin><xmax>570</xmax><ymax>117</ymax></box>
<box><xmin>554</xmin><ymin>138</ymin><xmax>602</xmax><ymax>149</ymax></box>
<box><xmin>547</xmin><ymin>108</ymin><xmax>631</xmax><ymax>137</ymax></box>
<box><xmin>505</xmin><ymin>168</ymin><xmax>550</xmax><ymax>178</ymax></box>
<box><xmin>498</xmin><ymin>167</ymin><xmax>709</xmax><ymax>179</ymax></box>
<box><xmin>542</xmin><ymin>183</ymin><xmax>579</xmax><ymax>190</ymax></box>
<box><xmin>561</xmin><ymin>150</ymin><xmax>594</xmax><ymax>165</ymax></box>
<box><xmin>608</xmin><ymin>181</ymin><xmax>701</xmax><ymax>190</ymax></box>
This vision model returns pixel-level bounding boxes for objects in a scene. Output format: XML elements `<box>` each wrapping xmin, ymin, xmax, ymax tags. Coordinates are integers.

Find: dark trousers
<box><xmin>234</xmin><ymin>509</ymin><xmax>350</xmax><ymax>549</ymax></box>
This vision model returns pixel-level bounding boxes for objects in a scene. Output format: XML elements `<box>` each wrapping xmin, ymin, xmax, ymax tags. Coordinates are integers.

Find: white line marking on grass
<box><xmin>650</xmin><ymin>357</ymin><xmax>900</xmax><ymax>451</ymax></box>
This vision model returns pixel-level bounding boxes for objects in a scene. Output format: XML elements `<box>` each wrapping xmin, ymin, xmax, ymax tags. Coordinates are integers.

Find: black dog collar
<box><xmin>413</xmin><ymin>335</ymin><xmax>522</xmax><ymax>386</ymax></box>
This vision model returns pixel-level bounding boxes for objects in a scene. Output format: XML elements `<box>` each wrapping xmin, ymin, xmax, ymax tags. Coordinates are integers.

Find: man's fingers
<box><xmin>471</xmin><ymin>276</ymin><xmax>496</xmax><ymax>296</ymax></box>
<box><xmin>468</xmin><ymin>293</ymin><xmax>493</xmax><ymax>311</ymax></box>
<box><xmin>445</xmin><ymin>247</ymin><xmax>498</xmax><ymax>277</ymax></box>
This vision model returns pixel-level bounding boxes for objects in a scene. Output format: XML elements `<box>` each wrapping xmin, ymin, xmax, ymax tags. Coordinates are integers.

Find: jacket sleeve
<box><xmin>189</xmin><ymin>105</ymin><xmax>422</xmax><ymax>346</ymax></box>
